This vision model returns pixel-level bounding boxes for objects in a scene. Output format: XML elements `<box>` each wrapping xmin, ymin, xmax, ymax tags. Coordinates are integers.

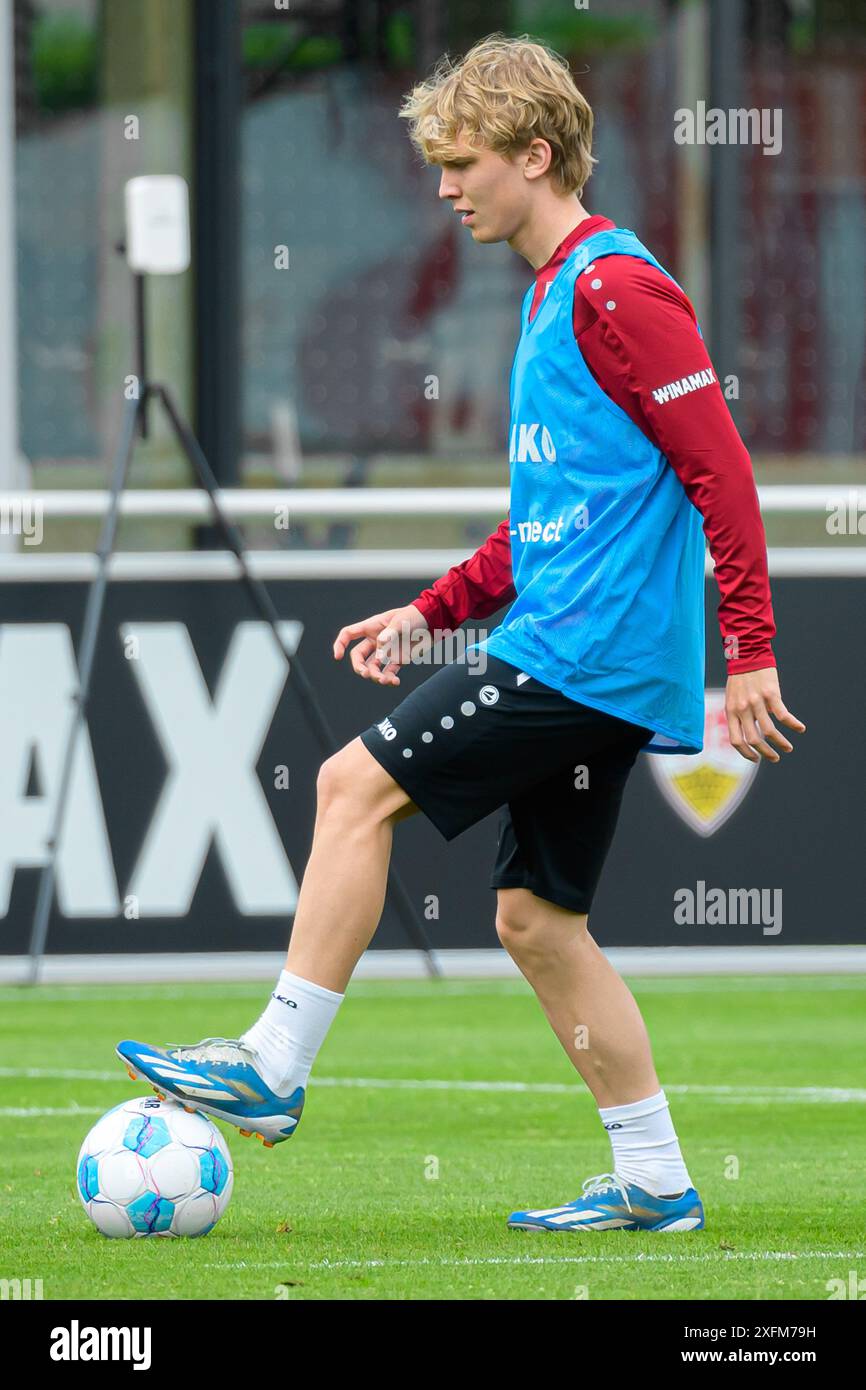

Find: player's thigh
<box><xmin>317</xmin><ymin>734</ymin><xmax>420</xmax><ymax>825</ymax></box>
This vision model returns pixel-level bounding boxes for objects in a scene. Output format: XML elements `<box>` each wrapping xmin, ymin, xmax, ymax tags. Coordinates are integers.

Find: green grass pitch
<box><xmin>0</xmin><ymin>975</ymin><xmax>863</xmax><ymax>1301</ymax></box>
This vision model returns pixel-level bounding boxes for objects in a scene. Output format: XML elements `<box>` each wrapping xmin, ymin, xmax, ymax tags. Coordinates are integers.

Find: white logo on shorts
<box><xmin>376</xmin><ymin>717</ymin><xmax>397</xmax><ymax>741</ymax></box>
<box><xmin>479</xmin><ymin>685</ymin><xmax>500</xmax><ymax>706</ymax></box>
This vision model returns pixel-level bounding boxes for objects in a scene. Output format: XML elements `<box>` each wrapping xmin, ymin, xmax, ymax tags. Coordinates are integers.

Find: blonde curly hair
<box><xmin>399</xmin><ymin>33</ymin><xmax>597</xmax><ymax>197</ymax></box>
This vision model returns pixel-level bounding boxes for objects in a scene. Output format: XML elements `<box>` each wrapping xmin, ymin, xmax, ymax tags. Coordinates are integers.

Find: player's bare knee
<box><xmin>495</xmin><ymin>888</ymin><xmax>588</xmax><ymax>957</ymax></box>
<box><xmin>495</xmin><ymin>888</ymin><xmax>549</xmax><ymax>953</ymax></box>
<box><xmin>315</xmin><ymin>748</ymin><xmax>353</xmax><ymax>814</ymax></box>
<box><xmin>316</xmin><ymin>738</ymin><xmax>409</xmax><ymax>825</ymax></box>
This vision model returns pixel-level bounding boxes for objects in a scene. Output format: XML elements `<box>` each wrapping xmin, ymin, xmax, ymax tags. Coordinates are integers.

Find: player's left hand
<box><xmin>725</xmin><ymin>667</ymin><xmax>805</xmax><ymax>764</ymax></box>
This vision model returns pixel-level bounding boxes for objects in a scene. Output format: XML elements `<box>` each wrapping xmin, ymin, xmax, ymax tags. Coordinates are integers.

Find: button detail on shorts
<box><xmin>460</xmin><ymin>701</ymin><xmax>476</xmax><ymax>716</ymax></box>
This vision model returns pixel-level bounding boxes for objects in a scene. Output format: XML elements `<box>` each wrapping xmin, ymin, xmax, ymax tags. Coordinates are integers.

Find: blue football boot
<box><xmin>508</xmin><ymin>1171</ymin><xmax>705</xmax><ymax>1232</ymax></box>
<box><xmin>116</xmin><ymin>1037</ymin><xmax>304</xmax><ymax>1147</ymax></box>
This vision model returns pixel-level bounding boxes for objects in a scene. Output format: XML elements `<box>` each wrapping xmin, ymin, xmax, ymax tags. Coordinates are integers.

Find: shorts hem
<box><xmin>359</xmin><ymin>729</ymin><xmax>465</xmax><ymax>843</ymax></box>
<box><xmin>489</xmin><ymin>873</ymin><xmax>592</xmax><ymax>916</ymax></box>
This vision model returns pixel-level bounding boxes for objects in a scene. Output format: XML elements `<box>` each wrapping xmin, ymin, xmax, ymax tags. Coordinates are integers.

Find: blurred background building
<box><xmin>2</xmin><ymin>0</ymin><xmax>864</xmax><ymax>964</ymax></box>
<box><xmin>2</xmin><ymin>0</ymin><xmax>865</xmax><ymax>552</ymax></box>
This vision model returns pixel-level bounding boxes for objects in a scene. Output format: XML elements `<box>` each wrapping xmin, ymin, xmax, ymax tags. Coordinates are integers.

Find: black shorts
<box><xmin>359</xmin><ymin>654</ymin><xmax>653</xmax><ymax>915</ymax></box>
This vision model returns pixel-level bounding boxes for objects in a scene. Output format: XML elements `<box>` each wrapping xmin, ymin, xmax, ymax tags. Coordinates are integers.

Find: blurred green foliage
<box><xmin>514</xmin><ymin>7</ymin><xmax>656</xmax><ymax>54</ymax></box>
<box><xmin>385</xmin><ymin>10</ymin><xmax>415</xmax><ymax>68</ymax></box>
<box><xmin>31</xmin><ymin>12</ymin><xmax>100</xmax><ymax>113</ymax></box>
<box><xmin>243</xmin><ymin>25</ymin><xmax>342</xmax><ymax>73</ymax></box>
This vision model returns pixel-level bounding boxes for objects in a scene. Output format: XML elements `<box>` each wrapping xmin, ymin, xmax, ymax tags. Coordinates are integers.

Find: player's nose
<box><xmin>438</xmin><ymin>168</ymin><xmax>459</xmax><ymax>201</ymax></box>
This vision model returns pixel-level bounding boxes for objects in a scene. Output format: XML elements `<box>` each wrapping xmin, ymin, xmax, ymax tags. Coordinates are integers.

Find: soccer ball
<box><xmin>76</xmin><ymin>1095</ymin><xmax>233</xmax><ymax>1238</ymax></box>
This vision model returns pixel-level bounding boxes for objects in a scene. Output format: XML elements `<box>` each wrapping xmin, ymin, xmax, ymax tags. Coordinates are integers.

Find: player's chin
<box><xmin>470</xmin><ymin>223</ymin><xmax>501</xmax><ymax>243</ymax></box>
<box><xmin>477</xmin><ymin>221</ymin><xmax>517</xmax><ymax>246</ymax></box>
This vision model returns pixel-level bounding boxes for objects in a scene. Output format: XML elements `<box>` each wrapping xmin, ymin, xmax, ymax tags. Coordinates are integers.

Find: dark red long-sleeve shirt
<box><xmin>411</xmin><ymin>215</ymin><xmax>776</xmax><ymax>675</ymax></box>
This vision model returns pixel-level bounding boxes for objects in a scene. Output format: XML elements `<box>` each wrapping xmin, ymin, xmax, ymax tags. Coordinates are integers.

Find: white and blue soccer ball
<box><xmin>76</xmin><ymin>1096</ymin><xmax>233</xmax><ymax>1238</ymax></box>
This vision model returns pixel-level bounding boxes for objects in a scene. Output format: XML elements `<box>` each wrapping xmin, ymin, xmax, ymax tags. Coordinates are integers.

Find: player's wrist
<box><xmin>725</xmin><ymin>652</ymin><xmax>777</xmax><ymax>677</ymax></box>
<box><xmin>404</xmin><ymin>598</ymin><xmax>434</xmax><ymax>631</ymax></box>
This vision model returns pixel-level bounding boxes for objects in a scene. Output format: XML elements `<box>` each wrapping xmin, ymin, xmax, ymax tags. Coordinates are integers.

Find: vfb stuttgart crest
<box><xmin>647</xmin><ymin>690</ymin><xmax>758</xmax><ymax>837</ymax></box>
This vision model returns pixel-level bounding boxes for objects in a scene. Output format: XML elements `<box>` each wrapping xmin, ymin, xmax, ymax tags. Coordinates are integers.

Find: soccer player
<box><xmin>118</xmin><ymin>35</ymin><xmax>804</xmax><ymax>1233</ymax></box>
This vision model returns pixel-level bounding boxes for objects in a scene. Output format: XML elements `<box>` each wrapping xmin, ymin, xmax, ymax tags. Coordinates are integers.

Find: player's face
<box><xmin>436</xmin><ymin>135</ymin><xmax>531</xmax><ymax>244</ymax></box>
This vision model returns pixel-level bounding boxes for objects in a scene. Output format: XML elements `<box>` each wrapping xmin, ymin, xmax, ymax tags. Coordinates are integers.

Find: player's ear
<box><xmin>523</xmin><ymin>138</ymin><xmax>553</xmax><ymax>181</ymax></box>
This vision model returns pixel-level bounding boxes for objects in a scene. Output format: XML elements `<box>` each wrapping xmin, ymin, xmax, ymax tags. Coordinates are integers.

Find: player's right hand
<box><xmin>332</xmin><ymin>604</ymin><xmax>429</xmax><ymax>686</ymax></box>
<box><xmin>725</xmin><ymin>667</ymin><xmax>805</xmax><ymax>764</ymax></box>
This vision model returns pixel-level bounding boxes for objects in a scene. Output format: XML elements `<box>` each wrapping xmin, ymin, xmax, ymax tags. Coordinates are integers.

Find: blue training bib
<box><xmin>476</xmin><ymin>227</ymin><xmax>706</xmax><ymax>754</ymax></box>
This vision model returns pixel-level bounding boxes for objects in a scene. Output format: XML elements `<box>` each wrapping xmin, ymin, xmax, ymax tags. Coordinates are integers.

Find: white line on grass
<box><xmin>206</xmin><ymin>1250</ymin><xmax>866</xmax><ymax>1272</ymax></box>
<box><xmin>1</xmin><ymin>977</ymin><xmax>865</xmax><ymax>1005</ymax></box>
<box><xmin>0</xmin><ymin>1067</ymin><xmax>123</xmax><ymax>1081</ymax></box>
<box><xmin>0</xmin><ymin>1071</ymin><xmax>864</xmax><ymax>1103</ymax></box>
<box><xmin>0</xmin><ymin>1105</ymin><xmax>106</xmax><ymax>1117</ymax></box>
<box><xmin>312</xmin><ymin>1079</ymin><xmax>866</xmax><ymax>1104</ymax></box>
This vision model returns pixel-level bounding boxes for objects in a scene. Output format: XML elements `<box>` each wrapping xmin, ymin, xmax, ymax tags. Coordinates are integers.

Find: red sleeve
<box><xmin>410</xmin><ymin>515</ymin><xmax>516</xmax><ymax>632</ymax></box>
<box><xmin>573</xmin><ymin>256</ymin><xmax>776</xmax><ymax>673</ymax></box>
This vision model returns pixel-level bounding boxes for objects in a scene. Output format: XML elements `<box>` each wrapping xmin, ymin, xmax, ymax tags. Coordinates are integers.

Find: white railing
<box><xmin>0</xmin><ymin>484</ymin><xmax>864</xmax><ymax>519</ymax></box>
<box><xmin>1</xmin><ymin>546</ymin><xmax>865</xmax><ymax>581</ymax></box>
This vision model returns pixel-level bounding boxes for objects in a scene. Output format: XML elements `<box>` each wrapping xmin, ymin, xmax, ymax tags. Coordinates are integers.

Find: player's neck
<box><xmin>509</xmin><ymin>197</ymin><xmax>591</xmax><ymax>271</ymax></box>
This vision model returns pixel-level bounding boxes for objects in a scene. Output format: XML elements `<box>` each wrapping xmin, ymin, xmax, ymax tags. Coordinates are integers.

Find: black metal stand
<box><xmin>25</xmin><ymin>279</ymin><xmax>441</xmax><ymax>984</ymax></box>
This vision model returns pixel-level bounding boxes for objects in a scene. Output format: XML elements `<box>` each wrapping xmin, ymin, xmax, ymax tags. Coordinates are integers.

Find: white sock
<box><xmin>598</xmin><ymin>1089</ymin><xmax>693</xmax><ymax>1198</ymax></box>
<box><xmin>240</xmin><ymin>969</ymin><xmax>344</xmax><ymax>1097</ymax></box>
